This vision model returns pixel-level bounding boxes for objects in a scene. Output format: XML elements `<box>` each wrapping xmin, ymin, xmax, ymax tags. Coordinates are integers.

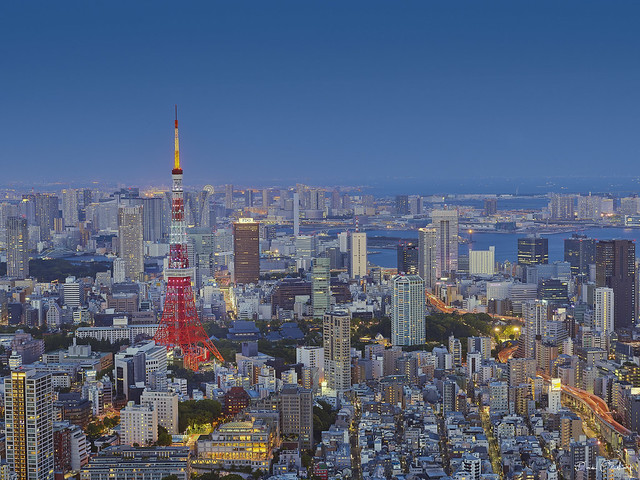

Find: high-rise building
<box><xmin>596</xmin><ymin>240</ymin><xmax>636</xmax><ymax>330</ymax></box>
<box><xmin>431</xmin><ymin>209</ymin><xmax>458</xmax><ymax>277</ymax></box>
<box><xmin>594</xmin><ymin>287</ymin><xmax>614</xmax><ymax>335</ymax></box>
<box><xmin>350</xmin><ymin>232</ymin><xmax>367</xmax><ymax>279</ymax></box>
<box><xmin>224</xmin><ymin>184</ymin><xmax>233</xmax><ymax>210</ymax></box>
<box><xmin>548</xmin><ymin>194</ymin><xmax>575</xmax><ymax>220</ymax></box>
<box><xmin>142</xmin><ymin>197</ymin><xmax>164</xmax><ymax>243</ymax></box>
<box><xmin>395</xmin><ymin>195</ymin><xmax>409</xmax><ymax>215</ymax></box>
<box><xmin>233</xmin><ymin>218</ymin><xmax>260</xmax><ymax>284</ymax></box>
<box><xmin>34</xmin><ymin>193</ymin><xmax>59</xmax><ymax>241</ymax></box>
<box><xmin>507</xmin><ymin>358</ymin><xmax>536</xmax><ymax>387</ymax></box>
<box><xmin>397</xmin><ymin>241</ymin><xmax>418</xmax><ymax>274</ymax></box>
<box><xmin>391</xmin><ymin>275</ymin><xmax>425</xmax><ymax>346</ymax></box>
<box><xmin>489</xmin><ymin>381</ymin><xmax>509</xmax><ymax>414</ymax></box>
<box><xmin>61</xmin><ymin>189</ymin><xmax>79</xmax><ymax>227</ymax></box>
<box><xmin>323</xmin><ymin>310</ymin><xmax>351</xmax><ymax>393</ymax></box>
<box><xmin>120</xmin><ymin>401</ymin><xmax>158</xmax><ymax>446</ymax></box>
<box><xmin>140</xmin><ymin>389</ymin><xmax>179</xmax><ymax>435</ymax></box>
<box><xmin>469</xmin><ymin>246</ymin><xmax>495</xmax><ymax>276</ymax></box>
<box><xmin>467</xmin><ymin>336</ymin><xmax>491</xmax><ymax>360</ymax></box>
<box><xmin>523</xmin><ymin>300</ymin><xmax>549</xmax><ymax>359</ymax></box>
<box><xmin>517</xmin><ymin>236</ymin><xmax>548</xmax><ymax>266</ymax></box>
<box><xmin>280</xmin><ymin>384</ymin><xmax>313</xmax><ymax>450</ymax></box>
<box><xmin>564</xmin><ymin>234</ymin><xmax>596</xmax><ymax>277</ymax></box>
<box><xmin>5</xmin><ymin>369</ymin><xmax>55</xmax><ymax>480</ymax></box>
<box><xmin>6</xmin><ymin>216</ymin><xmax>29</xmax><ymax>279</ymax></box>
<box><xmin>448</xmin><ymin>335</ymin><xmax>462</xmax><ymax>366</ymax></box>
<box><xmin>418</xmin><ymin>226</ymin><xmax>437</xmax><ymax>289</ymax></box>
<box><xmin>244</xmin><ymin>189</ymin><xmax>254</xmax><ymax>207</ymax></box>
<box><xmin>483</xmin><ymin>198</ymin><xmax>497</xmax><ymax>216</ymax></box>
<box><xmin>312</xmin><ymin>257</ymin><xmax>331</xmax><ymax>318</ymax></box>
<box><xmin>118</xmin><ymin>205</ymin><xmax>144</xmax><ymax>281</ymax></box>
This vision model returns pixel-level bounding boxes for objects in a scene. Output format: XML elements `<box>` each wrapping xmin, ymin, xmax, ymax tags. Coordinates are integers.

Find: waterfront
<box><xmin>367</xmin><ymin>227</ymin><xmax>640</xmax><ymax>269</ymax></box>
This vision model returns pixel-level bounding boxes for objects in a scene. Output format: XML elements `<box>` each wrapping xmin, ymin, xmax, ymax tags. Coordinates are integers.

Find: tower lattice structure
<box><xmin>154</xmin><ymin>107</ymin><xmax>225</xmax><ymax>370</ymax></box>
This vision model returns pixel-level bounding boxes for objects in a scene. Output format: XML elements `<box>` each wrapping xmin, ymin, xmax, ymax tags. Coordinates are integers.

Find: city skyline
<box><xmin>5</xmin><ymin>1</ymin><xmax>640</xmax><ymax>186</ymax></box>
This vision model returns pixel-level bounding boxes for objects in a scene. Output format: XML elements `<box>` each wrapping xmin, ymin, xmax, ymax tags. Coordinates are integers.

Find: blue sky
<box><xmin>3</xmin><ymin>1</ymin><xmax>640</xmax><ymax>188</ymax></box>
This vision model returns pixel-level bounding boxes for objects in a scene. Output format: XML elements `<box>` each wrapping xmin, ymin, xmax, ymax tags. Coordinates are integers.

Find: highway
<box><xmin>426</xmin><ymin>292</ymin><xmax>523</xmax><ymax>321</ymax></box>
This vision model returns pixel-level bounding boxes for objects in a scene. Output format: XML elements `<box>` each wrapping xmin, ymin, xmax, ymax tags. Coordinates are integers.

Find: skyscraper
<box><xmin>483</xmin><ymin>198</ymin><xmax>497</xmax><ymax>216</ymax></box>
<box><xmin>224</xmin><ymin>184</ymin><xmax>233</xmax><ymax>210</ymax></box>
<box><xmin>564</xmin><ymin>234</ymin><xmax>596</xmax><ymax>277</ymax></box>
<box><xmin>233</xmin><ymin>218</ymin><xmax>260</xmax><ymax>284</ymax></box>
<box><xmin>418</xmin><ymin>226</ymin><xmax>437</xmax><ymax>289</ymax></box>
<box><xmin>431</xmin><ymin>209</ymin><xmax>458</xmax><ymax>277</ymax></box>
<box><xmin>5</xmin><ymin>369</ymin><xmax>54</xmax><ymax>480</ymax></box>
<box><xmin>6</xmin><ymin>216</ymin><xmax>29</xmax><ymax>279</ymax></box>
<box><xmin>594</xmin><ymin>287</ymin><xmax>614</xmax><ymax>335</ymax></box>
<box><xmin>34</xmin><ymin>193</ymin><xmax>59</xmax><ymax>241</ymax></box>
<box><xmin>596</xmin><ymin>240</ymin><xmax>636</xmax><ymax>330</ymax></box>
<box><xmin>548</xmin><ymin>194</ymin><xmax>575</xmax><ymax>220</ymax></box>
<box><xmin>118</xmin><ymin>205</ymin><xmax>144</xmax><ymax>281</ymax></box>
<box><xmin>350</xmin><ymin>232</ymin><xmax>367</xmax><ymax>279</ymax></box>
<box><xmin>523</xmin><ymin>299</ymin><xmax>549</xmax><ymax>359</ymax></box>
<box><xmin>397</xmin><ymin>241</ymin><xmax>418</xmax><ymax>274</ymax></box>
<box><xmin>323</xmin><ymin>310</ymin><xmax>351</xmax><ymax>394</ymax></box>
<box><xmin>517</xmin><ymin>236</ymin><xmax>548</xmax><ymax>266</ymax></box>
<box><xmin>142</xmin><ymin>197</ymin><xmax>164</xmax><ymax>243</ymax></box>
<box><xmin>61</xmin><ymin>189</ymin><xmax>79</xmax><ymax>227</ymax></box>
<box><xmin>312</xmin><ymin>257</ymin><xmax>331</xmax><ymax>318</ymax></box>
<box><xmin>469</xmin><ymin>246</ymin><xmax>495</xmax><ymax>276</ymax></box>
<box><xmin>395</xmin><ymin>195</ymin><xmax>409</xmax><ymax>215</ymax></box>
<box><xmin>391</xmin><ymin>275</ymin><xmax>425</xmax><ymax>346</ymax></box>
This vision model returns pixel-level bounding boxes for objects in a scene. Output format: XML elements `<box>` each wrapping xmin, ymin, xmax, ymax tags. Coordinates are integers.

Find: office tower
<box><xmin>564</xmin><ymin>234</ymin><xmax>596</xmax><ymax>277</ymax></box>
<box><xmin>112</xmin><ymin>257</ymin><xmax>126</xmax><ymax>284</ymax></box>
<box><xmin>469</xmin><ymin>246</ymin><xmax>495</xmax><ymax>276</ymax></box>
<box><xmin>309</xmin><ymin>188</ymin><xmax>324</xmax><ymax>211</ymax></box>
<box><xmin>118</xmin><ymin>205</ymin><xmax>144</xmax><ymax>281</ymax></box>
<box><xmin>224</xmin><ymin>184</ymin><xmax>233</xmax><ymax>210</ymax></box>
<box><xmin>312</xmin><ymin>257</ymin><xmax>331</xmax><ymax>318</ymax></box>
<box><xmin>431</xmin><ymin>209</ymin><xmax>458</xmax><ymax>277</ymax></box>
<box><xmin>6</xmin><ymin>216</ymin><xmax>29</xmax><ymax>279</ymax></box>
<box><xmin>523</xmin><ymin>300</ymin><xmax>548</xmax><ymax>359</ymax></box>
<box><xmin>596</xmin><ymin>240</ymin><xmax>636</xmax><ymax>330</ymax></box>
<box><xmin>61</xmin><ymin>277</ymin><xmax>82</xmax><ymax>308</ymax></box>
<box><xmin>293</xmin><ymin>192</ymin><xmax>300</xmax><ymax>237</ymax></box>
<box><xmin>295</xmin><ymin>235</ymin><xmax>316</xmax><ymax>260</ymax></box>
<box><xmin>140</xmin><ymin>389</ymin><xmax>179</xmax><ymax>435</ymax></box>
<box><xmin>338</xmin><ymin>231</ymin><xmax>349</xmax><ymax>253</ymax></box>
<box><xmin>397</xmin><ymin>241</ymin><xmax>418</xmax><ymax>274</ymax></box>
<box><xmin>244</xmin><ymin>189</ymin><xmax>254</xmax><ymax>207</ymax></box>
<box><xmin>548</xmin><ymin>194</ymin><xmax>575</xmax><ymax>220</ymax></box>
<box><xmin>120</xmin><ymin>401</ymin><xmax>158</xmax><ymax>446</ymax></box>
<box><xmin>483</xmin><ymin>198</ymin><xmax>497</xmax><ymax>216</ymax></box>
<box><xmin>467</xmin><ymin>336</ymin><xmax>491</xmax><ymax>360</ymax></box>
<box><xmin>262</xmin><ymin>189</ymin><xmax>269</xmax><ymax>208</ymax></box>
<box><xmin>418</xmin><ymin>226</ymin><xmax>437</xmax><ymax>289</ymax></box>
<box><xmin>391</xmin><ymin>275</ymin><xmax>425</xmax><ymax>346</ymax></box>
<box><xmin>142</xmin><ymin>197</ymin><xmax>164</xmax><ymax>242</ymax></box>
<box><xmin>350</xmin><ymin>232</ymin><xmax>367</xmax><ymax>279</ymax></box>
<box><xmin>323</xmin><ymin>310</ymin><xmax>351</xmax><ymax>393</ymax></box>
<box><xmin>517</xmin><ymin>236</ymin><xmax>548</xmax><ymax>266</ymax></box>
<box><xmin>34</xmin><ymin>193</ymin><xmax>59</xmax><ymax>241</ymax></box>
<box><xmin>153</xmin><ymin>111</ymin><xmax>224</xmax><ymax>370</ymax></box>
<box><xmin>233</xmin><ymin>218</ymin><xmax>260</xmax><ymax>284</ymax></box>
<box><xmin>594</xmin><ymin>287</ymin><xmax>614</xmax><ymax>335</ymax></box>
<box><xmin>280</xmin><ymin>385</ymin><xmax>313</xmax><ymax>450</ymax></box>
<box><xmin>5</xmin><ymin>370</ymin><xmax>54</xmax><ymax>480</ymax></box>
<box><xmin>395</xmin><ymin>195</ymin><xmax>409</xmax><ymax>215</ymax></box>
<box><xmin>61</xmin><ymin>189</ymin><xmax>79</xmax><ymax>227</ymax></box>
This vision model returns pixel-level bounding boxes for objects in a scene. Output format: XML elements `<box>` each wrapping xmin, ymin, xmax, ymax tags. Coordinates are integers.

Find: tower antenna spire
<box><xmin>173</xmin><ymin>104</ymin><xmax>181</xmax><ymax>172</ymax></box>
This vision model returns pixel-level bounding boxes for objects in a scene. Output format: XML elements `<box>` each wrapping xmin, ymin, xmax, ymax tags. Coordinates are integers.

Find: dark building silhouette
<box><xmin>397</xmin><ymin>241</ymin><xmax>419</xmax><ymax>274</ymax></box>
<box><xmin>233</xmin><ymin>219</ymin><xmax>260</xmax><ymax>285</ymax></box>
<box><xmin>596</xmin><ymin>240</ymin><xmax>636</xmax><ymax>330</ymax></box>
<box><xmin>518</xmin><ymin>237</ymin><xmax>548</xmax><ymax>266</ymax></box>
<box><xmin>224</xmin><ymin>386</ymin><xmax>251</xmax><ymax>416</ymax></box>
<box><xmin>395</xmin><ymin>195</ymin><xmax>409</xmax><ymax>215</ymax></box>
<box><xmin>483</xmin><ymin>198</ymin><xmax>497</xmax><ymax>216</ymax></box>
<box><xmin>564</xmin><ymin>234</ymin><xmax>596</xmax><ymax>277</ymax></box>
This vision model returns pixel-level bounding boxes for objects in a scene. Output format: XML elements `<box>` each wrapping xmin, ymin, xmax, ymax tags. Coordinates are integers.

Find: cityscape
<box><xmin>4</xmin><ymin>2</ymin><xmax>640</xmax><ymax>480</ymax></box>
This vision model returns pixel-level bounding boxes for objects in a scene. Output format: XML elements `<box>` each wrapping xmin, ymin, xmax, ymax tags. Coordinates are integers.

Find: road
<box><xmin>426</xmin><ymin>292</ymin><xmax>523</xmax><ymax>321</ymax></box>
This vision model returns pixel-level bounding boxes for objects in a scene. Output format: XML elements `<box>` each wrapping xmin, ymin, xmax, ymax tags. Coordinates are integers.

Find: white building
<box><xmin>140</xmin><ymin>389</ymin><xmax>179</xmax><ymax>435</ymax></box>
<box><xmin>431</xmin><ymin>209</ymin><xmax>458</xmax><ymax>277</ymax></box>
<box><xmin>469</xmin><ymin>246</ymin><xmax>495</xmax><ymax>276</ymax></box>
<box><xmin>594</xmin><ymin>287</ymin><xmax>614</xmax><ymax>335</ymax></box>
<box><xmin>350</xmin><ymin>232</ymin><xmax>367</xmax><ymax>279</ymax></box>
<box><xmin>489</xmin><ymin>381</ymin><xmax>509</xmax><ymax>415</ymax></box>
<box><xmin>391</xmin><ymin>275</ymin><xmax>425</xmax><ymax>346</ymax></box>
<box><xmin>548</xmin><ymin>378</ymin><xmax>562</xmax><ymax>414</ymax></box>
<box><xmin>296</xmin><ymin>346</ymin><xmax>324</xmax><ymax>378</ymax></box>
<box><xmin>120</xmin><ymin>401</ymin><xmax>158</xmax><ymax>446</ymax></box>
<box><xmin>418</xmin><ymin>226</ymin><xmax>437</xmax><ymax>290</ymax></box>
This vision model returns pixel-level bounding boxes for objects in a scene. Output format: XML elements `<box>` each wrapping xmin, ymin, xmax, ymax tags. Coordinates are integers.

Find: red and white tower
<box><xmin>154</xmin><ymin>107</ymin><xmax>224</xmax><ymax>370</ymax></box>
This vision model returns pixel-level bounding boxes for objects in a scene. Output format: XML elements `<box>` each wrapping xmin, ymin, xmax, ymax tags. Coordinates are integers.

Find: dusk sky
<box><xmin>4</xmin><ymin>1</ymin><xmax>640</xmax><ymax>188</ymax></box>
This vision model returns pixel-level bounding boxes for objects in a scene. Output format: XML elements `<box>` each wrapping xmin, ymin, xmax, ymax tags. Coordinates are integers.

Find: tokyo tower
<box><xmin>154</xmin><ymin>107</ymin><xmax>225</xmax><ymax>370</ymax></box>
